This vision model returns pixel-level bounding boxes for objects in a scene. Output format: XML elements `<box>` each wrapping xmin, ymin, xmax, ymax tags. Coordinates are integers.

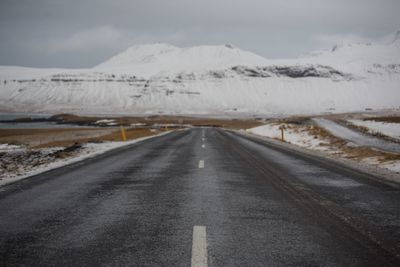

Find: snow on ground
<box><xmin>94</xmin><ymin>119</ymin><xmax>118</xmax><ymax>126</ymax></box>
<box><xmin>362</xmin><ymin>157</ymin><xmax>400</xmax><ymax>174</ymax></box>
<box><xmin>0</xmin><ymin>144</ymin><xmax>24</xmax><ymax>152</ymax></box>
<box><xmin>95</xmin><ymin>119</ymin><xmax>115</xmax><ymax>124</ymax></box>
<box><xmin>381</xmin><ymin>161</ymin><xmax>400</xmax><ymax>173</ymax></box>
<box><xmin>0</xmin><ymin>131</ymin><xmax>172</xmax><ymax>187</ymax></box>
<box><xmin>313</xmin><ymin>118</ymin><xmax>400</xmax><ymax>154</ymax></box>
<box><xmin>247</xmin><ymin>122</ymin><xmax>400</xmax><ymax>174</ymax></box>
<box><xmin>348</xmin><ymin>119</ymin><xmax>400</xmax><ymax>140</ymax></box>
<box><xmin>247</xmin><ymin>123</ymin><xmax>330</xmax><ymax>151</ymax></box>
<box><xmin>131</xmin><ymin>123</ymin><xmax>146</xmax><ymax>127</ymax></box>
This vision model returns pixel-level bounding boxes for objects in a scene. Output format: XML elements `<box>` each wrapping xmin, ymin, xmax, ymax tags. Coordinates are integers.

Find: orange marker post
<box><xmin>120</xmin><ymin>125</ymin><xmax>127</xmax><ymax>141</ymax></box>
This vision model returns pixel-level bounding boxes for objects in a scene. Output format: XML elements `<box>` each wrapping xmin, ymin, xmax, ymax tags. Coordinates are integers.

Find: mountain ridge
<box><xmin>94</xmin><ymin>43</ymin><xmax>269</xmax><ymax>78</ymax></box>
<box><xmin>0</xmin><ymin>35</ymin><xmax>399</xmax><ymax>116</ymax></box>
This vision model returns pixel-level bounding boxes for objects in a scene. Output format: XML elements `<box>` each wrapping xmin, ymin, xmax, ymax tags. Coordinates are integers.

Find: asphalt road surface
<box><xmin>1</xmin><ymin>128</ymin><xmax>400</xmax><ymax>266</ymax></box>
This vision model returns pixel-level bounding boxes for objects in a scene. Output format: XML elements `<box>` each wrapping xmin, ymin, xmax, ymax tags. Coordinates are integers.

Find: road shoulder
<box><xmin>230</xmin><ymin>129</ymin><xmax>400</xmax><ymax>187</ymax></box>
<box><xmin>0</xmin><ymin>130</ymin><xmax>175</xmax><ymax>188</ymax></box>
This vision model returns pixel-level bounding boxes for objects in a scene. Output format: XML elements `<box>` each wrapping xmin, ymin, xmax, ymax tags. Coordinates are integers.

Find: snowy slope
<box><xmin>295</xmin><ymin>31</ymin><xmax>400</xmax><ymax>76</ymax></box>
<box><xmin>0</xmin><ymin>35</ymin><xmax>399</xmax><ymax>116</ymax></box>
<box><xmin>348</xmin><ymin>119</ymin><xmax>400</xmax><ymax>140</ymax></box>
<box><xmin>95</xmin><ymin>43</ymin><xmax>269</xmax><ymax>77</ymax></box>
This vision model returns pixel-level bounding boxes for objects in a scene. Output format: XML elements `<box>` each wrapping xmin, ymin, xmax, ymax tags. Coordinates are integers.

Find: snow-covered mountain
<box><xmin>297</xmin><ymin>32</ymin><xmax>400</xmax><ymax>76</ymax></box>
<box><xmin>0</xmin><ymin>36</ymin><xmax>399</xmax><ymax>116</ymax></box>
<box><xmin>95</xmin><ymin>43</ymin><xmax>269</xmax><ymax>77</ymax></box>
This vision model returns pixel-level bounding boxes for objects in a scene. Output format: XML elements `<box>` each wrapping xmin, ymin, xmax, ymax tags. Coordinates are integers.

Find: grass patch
<box><xmin>364</xmin><ymin>116</ymin><xmax>400</xmax><ymax>123</ymax></box>
<box><xmin>33</xmin><ymin>128</ymin><xmax>158</xmax><ymax>148</ymax></box>
<box><xmin>0</xmin><ymin>128</ymin><xmax>100</xmax><ymax>138</ymax></box>
<box><xmin>47</xmin><ymin>113</ymin><xmax>263</xmax><ymax>129</ymax></box>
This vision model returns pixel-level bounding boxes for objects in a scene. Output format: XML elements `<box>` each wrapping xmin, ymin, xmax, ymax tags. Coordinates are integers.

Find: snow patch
<box><xmin>362</xmin><ymin>157</ymin><xmax>400</xmax><ymax>174</ymax></box>
<box><xmin>313</xmin><ymin>118</ymin><xmax>400</xmax><ymax>154</ymax></box>
<box><xmin>0</xmin><ymin>144</ymin><xmax>24</xmax><ymax>152</ymax></box>
<box><xmin>247</xmin><ymin>122</ymin><xmax>400</xmax><ymax>174</ymax></box>
<box><xmin>94</xmin><ymin>119</ymin><xmax>118</xmax><ymax>126</ymax></box>
<box><xmin>247</xmin><ymin>123</ymin><xmax>330</xmax><ymax>151</ymax></box>
<box><xmin>0</xmin><ymin>131</ymin><xmax>172</xmax><ymax>187</ymax></box>
<box><xmin>348</xmin><ymin>119</ymin><xmax>400</xmax><ymax>140</ymax></box>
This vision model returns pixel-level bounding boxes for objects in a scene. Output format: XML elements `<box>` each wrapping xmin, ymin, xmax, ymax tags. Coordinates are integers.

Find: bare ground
<box><xmin>48</xmin><ymin>113</ymin><xmax>263</xmax><ymax>129</ymax></box>
<box><xmin>252</xmin><ymin>118</ymin><xmax>400</xmax><ymax>173</ymax></box>
<box><xmin>0</xmin><ymin>126</ymin><xmax>171</xmax><ymax>148</ymax></box>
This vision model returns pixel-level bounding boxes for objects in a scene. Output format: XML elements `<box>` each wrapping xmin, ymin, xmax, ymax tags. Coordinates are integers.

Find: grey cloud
<box><xmin>0</xmin><ymin>0</ymin><xmax>399</xmax><ymax>67</ymax></box>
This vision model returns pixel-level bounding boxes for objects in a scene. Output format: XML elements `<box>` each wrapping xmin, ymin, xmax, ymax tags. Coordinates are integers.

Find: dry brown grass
<box><xmin>0</xmin><ymin>128</ymin><xmax>101</xmax><ymax>138</ymax></box>
<box><xmin>130</xmin><ymin>117</ymin><xmax>263</xmax><ymax>129</ymax></box>
<box><xmin>340</xmin><ymin>145</ymin><xmax>400</xmax><ymax>163</ymax></box>
<box><xmin>300</xmin><ymin>123</ymin><xmax>400</xmax><ymax>164</ymax></box>
<box><xmin>0</xmin><ymin>127</ymin><xmax>160</xmax><ymax>148</ymax></box>
<box><xmin>33</xmin><ymin>128</ymin><xmax>158</xmax><ymax>148</ymax></box>
<box><xmin>364</xmin><ymin>116</ymin><xmax>400</xmax><ymax>123</ymax></box>
<box><xmin>277</xmin><ymin>116</ymin><xmax>311</xmax><ymax>125</ymax></box>
<box><xmin>1</xmin><ymin>113</ymin><xmax>262</xmax><ymax>149</ymax></box>
<box><xmin>48</xmin><ymin>113</ymin><xmax>263</xmax><ymax>129</ymax></box>
<box><xmin>0</xmin><ymin>128</ymin><xmax>113</xmax><ymax>147</ymax></box>
<box><xmin>186</xmin><ymin>118</ymin><xmax>263</xmax><ymax>129</ymax></box>
<box><xmin>306</xmin><ymin>125</ymin><xmax>347</xmax><ymax>146</ymax></box>
<box><xmin>341</xmin><ymin>119</ymin><xmax>400</xmax><ymax>144</ymax></box>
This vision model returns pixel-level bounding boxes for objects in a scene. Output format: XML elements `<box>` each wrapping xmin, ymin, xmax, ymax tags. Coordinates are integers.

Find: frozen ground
<box><xmin>0</xmin><ymin>131</ymin><xmax>171</xmax><ymax>187</ymax></box>
<box><xmin>248</xmin><ymin>123</ymin><xmax>330</xmax><ymax>151</ymax></box>
<box><xmin>313</xmin><ymin>118</ymin><xmax>400</xmax><ymax>154</ymax></box>
<box><xmin>362</xmin><ymin>157</ymin><xmax>400</xmax><ymax>174</ymax></box>
<box><xmin>348</xmin><ymin>119</ymin><xmax>400</xmax><ymax>140</ymax></box>
<box><xmin>0</xmin><ymin>143</ymin><xmax>24</xmax><ymax>152</ymax></box>
<box><xmin>248</xmin><ymin>121</ymin><xmax>400</xmax><ymax>174</ymax></box>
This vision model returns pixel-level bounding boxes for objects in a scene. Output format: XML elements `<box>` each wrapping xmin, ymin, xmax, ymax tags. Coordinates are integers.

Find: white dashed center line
<box><xmin>198</xmin><ymin>160</ymin><xmax>205</xmax><ymax>168</ymax></box>
<box><xmin>191</xmin><ymin>226</ymin><xmax>207</xmax><ymax>267</ymax></box>
<box><xmin>201</xmin><ymin>144</ymin><xmax>205</xmax><ymax>148</ymax></box>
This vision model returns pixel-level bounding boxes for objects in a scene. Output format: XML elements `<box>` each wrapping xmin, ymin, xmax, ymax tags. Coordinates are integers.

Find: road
<box><xmin>313</xmin><ymin>118</ymin><xmax>400</xmax><ymax>154</ymax></box>
<box><xmin>0</xmin><ymin>128</ymin><xmax>400</xmax><ymax>266</ymax></box>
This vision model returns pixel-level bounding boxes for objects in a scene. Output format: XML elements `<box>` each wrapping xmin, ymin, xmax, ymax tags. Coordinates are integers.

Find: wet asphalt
<box><xmin>0</xmin><ymin>128</ymin><xmax>399</xmax><ymax>266</ymax></box>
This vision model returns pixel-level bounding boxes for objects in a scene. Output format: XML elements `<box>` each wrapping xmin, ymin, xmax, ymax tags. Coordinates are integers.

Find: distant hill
<box><xmin>0</xmin><ymin>33</ymin><xmax>399</xmax><ymax>116</ymax></box>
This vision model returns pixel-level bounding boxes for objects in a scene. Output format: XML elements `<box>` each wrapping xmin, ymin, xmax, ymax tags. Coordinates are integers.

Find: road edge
<box><xmin>0</xmin><ymin>130</ymin><xmax>178</xmax><ymax>189</ymax></box>
<box><xmin>229</xmin><ymin>129</ymin><xmax>400</xmax><ymax>187</ymax></box>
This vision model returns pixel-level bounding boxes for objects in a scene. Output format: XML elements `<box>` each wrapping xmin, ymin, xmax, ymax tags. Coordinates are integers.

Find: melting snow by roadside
<box><xmin>0</xmin><ymin>144</ymin><xmax>25</xmax><ymax>152</ymax></box>
<box><xmin>348</xmin><ymin>119</ymin><xmax>400</xmax><ymax>141</ymax></box>
<box><xmin>362</xmin><ymin>157</ymin><xmax>400</xmax><ymax>174</ymax></box>
<box><xmin>247</xmin><ymin>121</ymin><xmax>400</xmax><ymax>175</ymax></box>
<box><xmin>313</xmin><ymin>118</ymin><xmax>400</xmax><ymax>154</ymax></box>
<box><xmin>247</xmin><ymin>123</ymin><xmax>330</xmax><ymax>151</ymax></box>
<box><xmin>0</xmin><ymin>131</ymin><xmax>171</xmax><ymax>187</ymax></box>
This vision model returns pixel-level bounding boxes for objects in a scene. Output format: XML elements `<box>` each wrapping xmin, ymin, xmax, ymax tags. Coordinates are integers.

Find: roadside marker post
<box><xmin>279</xmin><ymin>124</ymin><xmax>286</xmax><ymax>142</ymax></box>
<box><xmin>120</xmin><ymin>125</ymin><xmax>127</xmax><ymax>141</ymax></box>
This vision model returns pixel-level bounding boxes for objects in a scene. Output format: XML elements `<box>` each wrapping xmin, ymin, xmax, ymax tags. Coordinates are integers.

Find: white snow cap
<box><xmin>299</xmin><ymin>31</ymin><xmax>400</xmax><ymax>69</ymax></box>
<box><xmin>95</xmin><ymin>43</ymin><xmax>269</xmax><ymax>77</ymax></box>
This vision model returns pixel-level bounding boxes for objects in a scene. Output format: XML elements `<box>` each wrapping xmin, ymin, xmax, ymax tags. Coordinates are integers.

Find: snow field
<box><xmin>348</xmin><ymin>119</ymin><xmax>400</xmax><ymax>140</ymax></box>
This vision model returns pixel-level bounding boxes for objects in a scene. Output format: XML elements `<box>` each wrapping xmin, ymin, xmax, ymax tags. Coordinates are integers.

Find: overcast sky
<box><xmin>0</xmin><ymin>0</ymin><xmax>399</xmax><ymax>68</ymax></box>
